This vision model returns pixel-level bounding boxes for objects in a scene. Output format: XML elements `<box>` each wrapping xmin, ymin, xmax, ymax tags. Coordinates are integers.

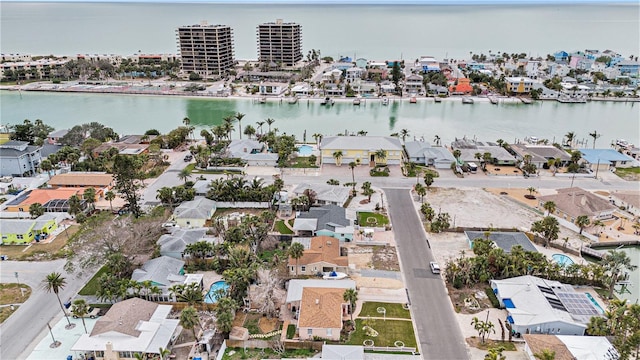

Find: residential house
<box><xmin>288</xmin><ymin>236</ymin><xmax>348</xmax><ymax>275</ymax></box>
<box><xmin>0</xmin><ymin>219</ymin><xmax>36</xmax><ymax>245</ymax></box>
<box><xmin>505</xmin><ymin>77</ymin><xmax>534</xmax><ymax>94</ymax></box>
<box><xmin>93</xmin><ymin>142</ymin><xmax>149</xmax><ymax>157</ymax></box>
<box><xmin>322</xmin><ymin>69</ymin><xmax>343</xmax><ymax>83</ymax></box>
<box><xmin>560</xmin><ymin>82</ymin><xmax>590</xmax><ymax>96</ymax></box>
<box><xmin>452</xmin><ymin>138</ymin><xmax>516</xmax><ymax>166</ymax></box>
<box><xmin>3</xmin><ymin>188</ymin><xmax>87</xmax><ymax>213</ymax></box>
<box><xmin>193</xmin><ymin>179</ymin><xmax>210</xmax><ymax>197</ymax></box>
<box><xmin>404</xmin><ymin>74</ymin><xmax>423</xmax><ymax>93</ymax></box>
<box><xmin>324</xmin><ymin>83</ymin><xmax>344</xmax><ymax>96</ymax></box>
<box><xmin>419</xmin><ymin>56</ymin><xmax>440</xmax><ymax>73</ymax></box>
<box><xmin>615</xmin><ymin>59</ymin><xmax>640</xmax><ymax>76</ymax></box>
<box><xmin>465</xmin><ymin>231</ymin><xmax>537</xmax><ymax>253</ymax></box>
<box><xmin>523</xmin><ymin>335</ymin><xmax>619</xmax><ymax>360</ymax></box>
<box><xmin>291</xmin><ymin>83</ymin><xmax>311</xmax><ymax>96</ymax></box>
<box><xmin>71</xmin><ymin>298</ymin><xmax>180</xmax><ymax>360</ymax></box>
<box><xmin>331</xmin><ymin>62</ymin><xmax>353</xmax><ymax>71</ymax></box>
<box><xmin>509</xmin><ymin>144</ymin><xmax>572</xmax><ymax>169</ymax></box>
<box><xmin>172</xmin><ymin>197</ymin><xmax>216</xmax><ymax>228</ymax></box>
<box><xmin>549</xmin><ymin>64</ymin><xmax>570</xmax><ymax>77</ymax></box>
<box><xmin>609</xmin><ymin>190</ymin><xmax>640</xmax><ymax>217</ymax></box>
<box><xmin>227</xmin><ymin>139</ymin><xmax>278</xmax><ymax>166</ymax></box>
<box><xmin>0</xmin><ymin>140</ymin><xmax>43</xmax><ymax>177</ymax></box>
<box><xmin>292</xmin><ymin>183</ymin><xmax>350</xmax><ymax>207</ymax></box>
<box><xmin>449</xmin><ymin>78</ymin><xmax>473</xmax><ymax>95</ymax></box>
<box><xmin>156</xmin><ymin>228</ymin><xmax>213</xmax><ymax>259</ymax></box>
<box><xmin>48</xmin><ymin>172</ymin><xmax>113</xmax><ymax>198</ymax></box>
<box><xmin>47</xmin><ymin>129</ymin><xmax>69</xmax><ymax>145</ymax></box>
<box><xmin>426</xmin><ymin>84</ymin><xmax>449</xmax><ymax>96</ymax></box>
<box><xmin>491</xmin><ymin>275</ymin><xmax>601</xmax><ymax>336</ymax></box>
<box><xmin>345</xmin><ymin>67</ymin><xmax>365</xmax><ymax>82</ymax></box>
<box><xmin>525</xmin><ymin>61</ymin><xmax>540</xmax><ymax>79</ymax></box>
<box><xmin>579</xmin><ymin>149</ymin><xmax>635</xmax><ymax>172</ymax></box>
<box><xmin>404</xmin><ymin>141</ymin><xmax>456</xmax><ymax>169</ymax></box>
<box><xmin>131</xmin><ymin>256</ymin><xmax>203</xmax><ymax>301</ymax></box>
<box><xmin>355</xmin><ymin>58</ymin><xmax>368</xmax><ymax>69</ymax></box>
<box><xmin>366</xmin><ymin>62</ymin><xmax>388</xmax><ymax>80</ymax></box>
<box><xmin>285</xmin><ymin>280</ymin><xmax>355</xmax><ymax>341</ymax></box>
<box><xmin>320</xmin><ymin>136</ymin><xmax>403</xmax><ymax>166</ymax></box>
<box><xmin>292</xmin><ymin>204</ymin><xmax>353</xmax><ymax>241</ymax></box>
<box><xmin>538</xmin><ymin>187</ymin><xmax>617</xmax><ymax>222</ymax></box>
<box><xmin>553</xmin><ymin>51</ymin><xmax>569</xmax><ymax>62</ymax></box>
<box><xmin>258</xmin><ymin>82</ymin><xmax>286</xmax><ymax>96</ymax></box>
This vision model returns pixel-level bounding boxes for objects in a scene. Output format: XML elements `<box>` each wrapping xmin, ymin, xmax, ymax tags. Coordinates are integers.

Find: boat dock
<box><xmin>488</xmin><ymin>96</ymin><xmax>498</xmax><ymax>105</ymax></box>
<box><xmin>581</xmin><ymin>246</ymin><xmax>605</xmax><ymax>260</ymax></box>
<box><xmin>519</xmin><ymin>97</ymin><xmax>532</xmax><ymax>104</ymax></box>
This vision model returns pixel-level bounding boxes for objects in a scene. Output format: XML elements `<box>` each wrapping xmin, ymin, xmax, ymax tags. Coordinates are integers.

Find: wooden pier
<box><xmin>581</xmin><ymin>246</ymin><xmax>605</xmax><ymax>259</ymax></box>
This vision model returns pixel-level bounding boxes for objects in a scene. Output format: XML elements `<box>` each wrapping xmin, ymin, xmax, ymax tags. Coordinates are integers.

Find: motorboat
<box><xmin>353</xmin><ymin>98</ymin><xmax>361</xmax><ymax>105</ymax></box>
<box><xmin>321</xmin><ymin>97</ymin><xmax>330</xmax><ymax>105</ymax></box>
<box><xmin>409</xmin><ymin>97</ymin><xmax>417</xmax><ymax>103</ymax></box>
<box><xmin>382</xmin><ymin>97</ymin><xmax>389</xmax><ymax>105</ymax></box>
<box><xmin>288</xmin><ymin>96</ymin><xmax>298</xmax><ymax>104</ymax></box>
<box><xmin>258</xmin><ymin>97</ymin><xmax>267</xmax><ymax>104</ymax></box>
<box><xmin>323</xmin><ymin>271</ymin><xmax>348</xmax><ymax>280</ymax></box>
<box><xmin>488</xmin><ymin>95</ymin><xmax>498</xmax><ymax>105</ymax></box>
<box><xmin>462</xmin><ymin>96</ymin><xmax>474</xmax><ymax>104</ymax></box>
<box><xmin>434</xmin><ymin>97</ymin><xmax>442</xmax><ymax>103</ymax></box>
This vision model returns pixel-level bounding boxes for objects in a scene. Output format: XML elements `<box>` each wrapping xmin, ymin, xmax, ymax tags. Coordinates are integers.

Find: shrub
<box><xmin>485</xmin><ymin>287</ymin><xmax>501</xmax><ymax>308</ymax></box>
<box><xmin>286</xmin><ymin>324</ymin><xmax>296</xmax><ymax>339</ymax></box>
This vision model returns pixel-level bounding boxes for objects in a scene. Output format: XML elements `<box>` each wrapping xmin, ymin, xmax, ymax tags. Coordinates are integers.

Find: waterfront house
<box><xmin>465</xmin><ymin>231</ymin><xmax>537</xmax><ymax>253</ymax></box>
<box><xmin>538</xmin><ymin>187</ymin><xmax>616</xmax><ymax>222</ymax></box>
<box><xmin>452</xmin><ymin>138</ymin><xmax>516</xmax><ymax>166</ymax></box>
<box><xmin>615</xmin><ymin>59</ymin><xmax>640</xmax><ymax>76</ymax></box>
<box><xmin>258</xmin><ymin>82</ymin><xmax>286</xmax><ymax>96</ymax></box>
<box><xmin>509</xmin><ymin>144</ymin><xmax>572</xmax><ymax>169</ymax></box>
<box><xmin>609</xmin><ymin>190</ymin><xmax>640</xmax><ymax>217</ymax></box>
<box><xmin>285</xmin><ymin>279</ymin><xmax>355</xmax><ymax>341</ymax></box>
<box><xmin>292</xmin><ymin>184</ymin><xmax>350</xmax><ymax>207</ymax></box>
<box><xmin>71</xmin><ymin>298</ymin><xmax>179</xmax><ymax>360</ymax></box>
<box><xmin>290</xmin><ymin>83</ymin><xmax>310</xmax><ymax>96</ymax></box>
<box><xmin>172</xmin><ymin>197</ymin><xmax>216</xmax><ymax>228</ymax></box>
<box><xmin>553</xmin><ymin>51</ymin><xmax>569</xmax><ymax>62</ymax></box>
<box><xmin>404</xmin><ymin>74</ymin><xmax>423</xmax><ymax>93</ymax></box>
<box><xmin>320</xmin><ymin>136</ymin><xmax>403</xmax><ymax>166</ymax></box>
<box><xmin>449</xmin><ymin>78</ymin><xmax>473</xmax><ymax>95</ymax></box>
<box><xmin>523</xmin><ymin>335</ymin><xmax>618</xmax><ymax>360</ymax></box>
<box><xmin>292</xmin><ymin>204</ymin><xmax>353</xmax><ymax>241</ymax></box>
<box><xmin>46</xmin><ymin>129</ymin><xmax>69</xmax><ymax>145</ymax></box>
<box><xmin>491</xmin><ymin>275</ymin><xmax>601</xmax><ymax>336</ymax></box>
<box><xmin>322</xmin><ymin>69</ymin><xmax>343</xmax><ymax>83</ymax></box>
<box><xmin>426</xmin><ymin>84</ymin><xmax>449</xmax><ymax>97</ymax></box>
<box><xmin>227</xmin><ymin>139</ymin><xmax>278</xmax><ymax>166</ymax></box>
<box><xmin>345</xmin><ymin>67</ymin><xmax>365</xmax><ymax>82</ymax></box>
<box><xmin>288</xmin><ymin>236</ymin><xmax>348</xmax><ymax>276</ymax></box>
<box><xmin>404</xmin><ymin>141</ymin><xmax>456</xmax><ymax>169</ymax></box>
<box><xmin>156</xmin><ymin>228</ymin><xmax>211</xmax><ymax>259</ymax></box>
<box><xmin>505</xmin><ymin>77</ymin><xmax>534</xmax><ymax>94</ymax></box>
<box><xmin>0</xmin><ymin>141</ymin><xmax>42</xmax><ymax>177</ymax></box>
<box><xmin>355</xmin><ymin>58</ymin><xmax>368</xmax><ymax>69</ymax></box>
<box><xmin>419</xmin><ymin>56</ymin><xmax>440</xmax><ymax>73</ymax></box>
<box><xmin>579</xmin><ymin>149</ymin><xmax>635</xmax><ymax>171</ymax></box>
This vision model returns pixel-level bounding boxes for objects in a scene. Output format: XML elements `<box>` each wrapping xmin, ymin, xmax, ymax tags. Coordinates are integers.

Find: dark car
<box><xmin>184</xmin><ymin>154</ymin><xmax>193</xmax><ymax>162</ymax></box>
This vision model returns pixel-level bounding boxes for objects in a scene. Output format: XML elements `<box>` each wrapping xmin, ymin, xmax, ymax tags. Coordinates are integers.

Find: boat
<box><xmin>353</xmin><ymin>98</ymin><xmax>361</xmax><ymax>105</ymax></box>
<box><xmin>488</xmin><ymin>95</ymin><xmax>498</xmax><ymax>105</ymax></box>
<box><xmin>330</xmin><ymin>99</ymin><xmax>335</xmax><ymax>106</ymax></box>
<box><xmin>557</xmin><ymin>96</ymin><xmax>587</xmax><ymax>103</ymax></box>
<box><xmin>323</xmin><ymin>271</ymin><xmax>348</xmax><ymax>280</ymax></box>
<box><xmin>258</xmin><ymin>97</ymin><xmax>267</xmax><ymax>104</ymax></box>
<box><xmin>382</xmin><ymin>97</ymin><xmax>389</xmax><ymax>106</ymax></box>
<box><xmin>321</xmin><ymin>97</ymin><xmax>330</xmax><ymax>105</ymax></box>
<box><xmin>409</xmin><ymin>97</ymin><xmax>417</xmax><ymax>104</ymax></box>
<box><xmin>462</xmin><ymin>96</ymin><xmax>474</xmax><ymax>104</ymax></box>
<box><xmin>434</xmin><ymin>97</ymin><xmax>442</xmax><ymax>103</ymax></box>
<box><xmin>288</xmin><ymin>96</ymin><xmax>298</xmax><ymax>104</ymax></box>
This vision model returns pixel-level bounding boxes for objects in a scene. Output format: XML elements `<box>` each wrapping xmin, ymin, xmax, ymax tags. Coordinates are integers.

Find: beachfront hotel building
<box><xmin>257</xmin><ymin>19</ymin><xmax>302</xmax><ymax>67</ymax></box>
<box><xmin>176</xmin><ymin>22</ymin><xmax>235</xmax><ymax>78</ymax></box>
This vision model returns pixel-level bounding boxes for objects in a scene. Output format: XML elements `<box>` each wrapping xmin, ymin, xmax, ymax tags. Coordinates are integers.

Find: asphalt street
<box><xmin>0</xmin><ymin>260</ymin><xmax>96</xmax><ymax>360</ymax></box>
<box><xmin>385</xmin><ymin>188</ymin><xmax>468</xmax><ymax>360</ymax></box>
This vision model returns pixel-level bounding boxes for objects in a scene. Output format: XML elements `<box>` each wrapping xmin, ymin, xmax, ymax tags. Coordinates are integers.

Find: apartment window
<box><xmin>301</xmin><ymin>266</ymin><xmax>306</xmax><ymax>272</ymax></box>
<box><xmin>307</xmin><ymin>328</ymin><xmax>313</xmax><ymax>336</ymax></box>
<box><xmin>17</xmin><ymin>235</ymin><xmax>24</xmax><ymax>240</ymax></box>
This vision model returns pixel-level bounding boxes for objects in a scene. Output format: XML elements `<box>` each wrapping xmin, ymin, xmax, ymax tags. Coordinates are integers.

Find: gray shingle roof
<box><xmin>157</xmin><ymin>228</ymin><xmax>209</xmax><ymax>254</ymax></box>
<box><xmin>465</xmin><ymin>231</ymin><xmax>538</xmax><ymax>253</ymax></box>
<box><xmin>293</xmin><ymin>183</ymin><xmax>350</xmax><ymax>206</ymax></box>
<box><xmin>173</xmin><ymin>197</ymin><xmax>216</xmax><ymax>219</ymax></box>
<box><xmin>0</xmin><ymin>219</ymin><xmax>35</xmax><ymax>235</ymax></box>
<box><xmin>297</xmin><ymin>204</ymin><xmax>350</xmax><ymax>231</ymax></box>
<box><xmin>131</xmin><ymin>256</ymin><xmax>185</xmax><ymax>286</ymax></box>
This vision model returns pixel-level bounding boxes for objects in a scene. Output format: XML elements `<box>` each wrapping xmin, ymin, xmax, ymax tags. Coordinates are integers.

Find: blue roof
<box><xmin>579</xmin><ymin>149</ymin><xmax>634</xmax><ymax>164</ymax></box>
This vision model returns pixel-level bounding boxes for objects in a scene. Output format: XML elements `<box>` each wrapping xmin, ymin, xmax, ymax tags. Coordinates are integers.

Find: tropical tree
<box><xmin>243</xmin><ymin>125</ymin><xmax>256</xmax><ymax>139</ymax></box>
<box><xmin>333</xmin><ymin>151</ymin><xmax>344</xmax><ymax>166</ymax></box>
<box><xmin>105</xmin><ymin>191</ymin><xmax>116</xmax><ymax>212</ymax></box>
<box><xmin>348</xmin><ymin>162</ymin><xmax>357</xmax><ymax>194</ymax></box>
<box><xmin>159</xmin><ymin>347</ymin><xmax>171</xmax><ymax>360</ymax></box>
<box><xmin>485</xmin><ymin>347</ymin><xmax>506</xmax><ymax>360</ymax></box>
<box><xmin>83</xmin><ymin>187</ymin><xmax>97</xmax><ymax>211</ymax></box>
<box><xmin>42</xmin><ymin>272</ymin><xmax>72</xmax><ymax>328</ymax></box>
<box><xmin>433</xmin><ymin>135</ymin><xmax>441</xmax><ymax>146</ymax></box>
<box><xmin>215</xmin><ymin>297</ymin><xmax>238</xmax><ymax>337</ymax></box>
<box><xmin>68</xmin><ymin>194</ymin><xmax>83</xmax><ymax>218</ymax></box>
<box><xmin>265</xmin><ymin>118</ymin><xmax>275</xmax><ymax>133</ymax></box>
<box><xmin>526</xmin><ymin>187</ymin><xmax>537</xmax><ymax>197</ymax></box>
<box><xmin>361</xmin><ymin>182</ymin><xmax>375</xmax><ymax>202</ymax></box>
<box><xmin>424</xmin><ymin>172</ymin><xmax>435</xmax><ymax>190</ymax></box>
<box><xmin>471</xmin><ymin>316</ymin><xmax>495</xmax><ymax>344</ymax></box>
<box><xmin>71</xmin><ymin>299</ymin><xmax>90</xmax><ymax>333</ymax></box>
<box><xmin>575</xmin><ymin>215</ymin><xmax>590</xmax><ymax>235</ymax></box>
<box><xmin>415</xmin><ymin>183</ymin><xmax>426</xmax><ymax>203</ymax></box>
<box><xmin>40</xmin><ymin>159</ymin><xmax>53</xmax><ymax>178</ymax></box>
<box><xmin>602</xmin><ymin>250</ymin><xmax>638</xmax><ymax>299</ymax></box>
<box><xmin>29</xmin><ymin>202</ymin><xmax>45</xmax><ymax>218</ymax></box>
<box><xmin>343</xmin><ymin>288</ymin><xmax>358</xmax><ymax>322</ymax></box>
<box><xmin>533</xmin><ymin>349</ymin><xmax>556</xmax><ymax>360</ymax></box>
<box><xmin>589</xmin><ymin>130</ymin><xmax>601</xmax><ymax>149</ymax></box>
<box><xmin>531</xmin><ymin>216</ymin><xmax>560</xmax><ymax>247</ymax></box>
<box><xmin>400</xmin><ymin>129</ymin><xmax>410</xmax><ymax>142</ymax></box>
<box><xmin>312</xmin><ymin>133</ymin><xmax>323</xmax><ymax>146</ymax></box>
<box><xmin>327</xmin><ymin>179</ymin><xmax>340</xmax><ymax>186</ymax></box>
<box><xmin>180</xmin><ymin>306</ymin><xmax>201</xmax><ymax>340</ymax></box>
<box><xmin>374</xmin><ymin>149</ymin><xmax>386</xmax><ymax>164</ymax></box>
<box><xmin>235</xmin><ymin>112</ymin><xmax>245</xmax><ymax>139</ymax></box>
<box><xmin>543</xmin><ymin>201</ymin><xmax>556</xmax><ymax>216</ymax></box>
<box><xmin>453</xmin><ymin>149</ymin><xmax>462</xmax><ymax>160</ymax></box>
<box><xmin>178</xmin><ymin>167</ymin><xmax>192</xmax><ymax>184</ymax></box>
<box><xmin>256</xmin><ymin>121</ymin><xmax>265</xmax><ymax>135</ymax></box>
<box><xmin>565</xmin><ymin>131</ymin><xmax>576</xmax><ymax>148</ymax></box>
<box><xmin>289</xmin><ymin>242</ymin><xmax>305</xmax><ymax>276</ymax></box>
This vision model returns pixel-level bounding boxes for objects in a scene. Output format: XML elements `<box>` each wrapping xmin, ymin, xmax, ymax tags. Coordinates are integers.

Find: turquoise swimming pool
<box><xmin>552</xmin><ymin>254</ymin><xmax>574</xmax><ymax>267</ymax></box>
<box><xmin>204</xmin><ymin>280</ymin><xmax>229</xmax><ymax>304</ymax></box>
<box><xmin>297</xmin><ymin>144</ymin><xmax>314</xmax><ymax>156</ymax></box>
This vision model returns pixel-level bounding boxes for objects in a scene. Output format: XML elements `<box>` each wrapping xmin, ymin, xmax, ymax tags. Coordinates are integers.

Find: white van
<box><xmin>430</xmin><ymin>261</ymin><xmax>441</xmax><ymax>274</ymax></box>
<box><xmin>467</xmin><ymin>162</ymin><xmax>478</xmax><ymax>173</ymax></box>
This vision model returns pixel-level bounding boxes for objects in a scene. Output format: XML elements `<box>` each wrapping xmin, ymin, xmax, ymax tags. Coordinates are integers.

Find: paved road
<box><xmin>140</xmin><ymin>149</ymin><xmax>191</xmax><ymax>206</ymax></box>
<box><xmin>385</xmin><ymin>188</ymin><xmax>468</xmax><ymax>360</ymax></box>
<box><xmin>0</xmin><ymin>260</ymin><xmax>96</xmax><ymax>360</ymax></box>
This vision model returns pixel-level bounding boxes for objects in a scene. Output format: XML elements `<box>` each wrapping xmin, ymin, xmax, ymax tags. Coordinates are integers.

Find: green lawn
<box><xmin>615</xmin><ymin>167</ymin><xmax>640</xmax><ymax>180</ymax></box>
<box><xmin>357</xmin><ymin>212</ymin><xmax>389</xmax><ymax>226</ymax></box>
<box><xmin>358</xmin><ymin>302</ymin><xmax>411</xmax><ymax>319</ymax></box>
<box><xmin>346</xmin><ymin>319</ymin><xmax>417</xmax><ymax>348</ymax></box>
<box><xmin>78</xmin><ymin>265</ymin><xmax>109</xmax><ymax>296</ymax></box>
<box><xmin>275</xmin><ymin>220</ymin><xmax>294</xmax><ymax>235</ymax></box>
<box><xmin>286</xmin><ymin>157</ymin><xmax>318</xmax><ymax>168</ymax></box>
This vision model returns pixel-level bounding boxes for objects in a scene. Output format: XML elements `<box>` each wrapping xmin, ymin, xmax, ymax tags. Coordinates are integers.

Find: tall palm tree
<box><xmin>589</xmin><ymin>130</ymin><xmax>601</xmax><ymax>149</ymax></box>
<box><xmin>374</xmin><ymin>149</ymin><xmax>386</xmax><ymax>164</ymax></box>
<box><xmin>400</xmin><ymin>129</ymin><xmax>410</xmax><ymax>142</ymax></box>
<box><xmin>348</xmin><ymin>162</ymin><xmax>356</xmax><ymax>193</ymax></box>
<box><xmin>178</xmin><ymin>168</ymin><xmax>192</xmax><ymax>184</ymax></box>
<box><xmin>602</xmin><ymin>250</ymin><xmax>638</xmax><ymax>299</ymax></box>
<box><xmin>333</xmin><ymin>151</ymin><xmax>344</xmax><ymax>166</ymax></box>
<box><xmin>343</xmin><ymin>288</ymin><xmax>358</xmax><ymax>322</ymax></box>
<box><xmin>180</xmin><ymin>306</ymin><xmax>201</xmax><ymax>340</ymax></box>
<box><xmin>575</xmin><ymin>215</ymin><xmax>590</xmax><ymax>235</ymax></box>
<box><xmin>243</xmin><ymin>125</ymin><xmax>256</xmax><ymax>139</ymax></box>
<box><xmin>105</xmin><ymin>191</ymin><xmax>116</xmax><ymax>212</ymax></box>
<box><xmin>312</xmin><ymin>133</ymin><xmax>323</xmax><ymax>146</ymax></box>
<box><xmin>453</xmin><ymin>149</ymin><xmax>462</xmax><ymax>161</ymax></box>
<box><xmin>235</xmin><ymin>112</ymin><xmax>245</xmax><ymax>139</ymax></box>
<box><xmin>29</xmin><ymin>202</ymin><xmax>45</xmax><ymax>218</ymax></box>
<box><xmin>265</xmin><ymin>118</ymin><xmax>275</xmax><ymax>133</ymax></box>
<box><xmin>543</xmin><ymin>201</ymin><xmax>556</xmax><ymax>216</ymax></box>
<box><xmin>565</xmin><ymin>131</ymin><xmax>576</xmax><ymax>148</ymax></box>
<box><xmin>433</xmin><ymin>135</ymin><xmax>441</xmax><ymax>146</ymax></box>
<box><xmin>71</xmin><ymin>299</ymin><xmax>90</xmax><ymax>333</ymax></box>
<box><xmin>42</xmin><ymin>272</ymin><xmax>72</xmax><ymax>328</ymax></box>
<box><xmin>256</xmin><ymin>121</ymin><xmax>265</xmax><ymax>135</ymax></box>
<box><xmin>289</xmin><ymin>242</ymin><xmax>305</xmax><ymax>276</ymax></box>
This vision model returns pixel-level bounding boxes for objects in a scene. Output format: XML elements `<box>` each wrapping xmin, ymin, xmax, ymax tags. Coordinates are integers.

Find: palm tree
<box><xmin>180</xmin><ymin>306</ymin><xmax>201</xmax><ymax>340</ymax></box>
<box><xmin>105</xmin><ymin>191</ymin><xmax>116</xmax><ymax>212</ymax></box>
<box><xmin>343</xmin><ymin>288</ymin><xmax>358</xmax><ymax>322</ymax></box>
<box><xmin>215</xmin><ymin>297</ymin><xmax>238</xmax><ymax>337</ymax></box>
<box><xmin>178</xmin><ymin>168</ymin><xmax>192</xmax><ymax>184</ymax></box>
<box><xmin>83</xmin><ymin>187</ymin><xmax>96</xmax><ymax>211</ymax></box>
<box><xmin>471</xmin><ymin>316</ymin><xmax>495</xmax><ymax>344</ymax></box>
<box><xmin>533</xmin><ymin>349</ymin><xmax>556</xmax><ymax>360</ymax></box>
<box><xmin>243</xmin><ymin>125</ymin><xmax>256</xmax><ymax>139</ymax></box>
<box><xmin>289</xmin><ymin>242</ymin><xmax>305</xmax><ymax>276</ymax></box>
<box><xmin>235</xmin><ymin>112</ymin><xmax>245</xmax><ymax>139</ymax></box>
<box><xmin>415</xmin><ymin>183</ymin><xmax>426</xmax><ymax>203</ymax></box>
<box><xmin>29</xmin><ymin>202</ymin><xmax>45</xmax><ymax>218</ymax></box>
<box><xmin>453</xmin><ymin>149</ymin><xmax>462</xmax><ymax>160</ymax></box>
<box><xmin>433</xmin><ymin>135</ymin><xmax>441</xmax><ymax>146</ymax></box>
<box><xmin>400</xmin><ymin>129</ymin><xmax>410</xmax><ymax>143</ymax></box>
<box><xmin>526</xmin><ymin>187</ymin><xmax>537</xmax><ymax>197</ymax></box>
<box><xmin>565</xmin><ymin>131</ymin><xmax>576</xmax><ymax>148</ymax></box>
<box><xmin>602</xmin><ymin>250</ymin><xmax>638</xmax><ymax>299</ymax></box>
<box><xmin>589</xmin><ymin>130</ymin><xmax>601</xmax><ymax>149</ymax></box>
<box><xmin>374</xmin><ymin>149</ymin><xmax>386</xmax><ymax>164</ymax></box>
<box><xmin>333</xmin><ymin>151</ymin><xmax>344</xmax><ymax>166</ymax></box>
<box><xmin>424</xmin><ymin>172</ymin><xmax>435</xmax><ymax>190</ymax></box>
<box><xmin>159</xmin><ymin>347</ymin><xmax>171</xmax><ymax>360</ymax></box>
<box><xmin>348</xmin><ymin>162</ymin><xmax>356</xmax><ymax>194</ymax></box>
<box><xmin>42</xmin><ymin>272</ymin><xmax>72</xmax><ymax>328</ymax></box>
<box><xmin>71</xmin><ymin>299</ymin><xmax>90</xmax><ymax>333</ymax></box>
<box><xmin>40</xmin><ymin>159</ymin><xmax>53</xmax><ymax>178</ymax></box>
<box><xmin>575</xmin><ymin>215</ymin><xmax>590</xmax><ymax>235</ymax></box>
<box><xmin>543</xmin><ymin>201</ymin><xmax>556</xmax><ymax>216</ymax></box>
<box><xmin>312</xmin><ymin>133</ymin><xmax>323</xmax><ymax>146</ymax></box>
<box><xmin>265</xmin><ymin>118</ymin><xmax>275</xmax><ymax>133</ymax></box>
<box><xmin>256</xmin><ymin>121</ymin><xmax>265</xmax><ymax>135</ymax></box>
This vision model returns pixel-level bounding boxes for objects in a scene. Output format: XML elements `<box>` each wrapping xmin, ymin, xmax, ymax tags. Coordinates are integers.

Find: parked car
<box><xmin>184</xmin><ymin>154</ymin><xmax>193</xmax><ymax>162</ymax></box>
<box><xmin>72</xmin><ymin>306</ymin><xmax>101</xmax><ymax>319</ymax></box>
<box><xmin>162</xmin><ymin>222</ymin><xmax>179</xmax><ymax>228</ymax></box>
<box><xmin>429</xmin><ymin>261</ymin><xmax>441</xmax><ymax>274</ymax></box>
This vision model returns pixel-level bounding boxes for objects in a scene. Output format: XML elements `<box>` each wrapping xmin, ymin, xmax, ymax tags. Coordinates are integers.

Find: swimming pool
<box><xmin>204</xmin><ymin>280</ymin><xmax>229</xmax><ymax>304</ymax></box>
<box><xmin>297</xmin><ymin>145</ymin><xmax>314</xmax><ymax>156</ymax></box>
<box><xmin>552</xmin><ymin>254</ymin><xmax>574</xmax><ymax>267</ymax></box>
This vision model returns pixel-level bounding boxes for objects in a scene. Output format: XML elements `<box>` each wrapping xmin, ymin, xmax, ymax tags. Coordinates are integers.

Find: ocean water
<box><xmin>1</xmin><ymin>2</ymin><xmax>639</xmax><ymax>59</ymax></box>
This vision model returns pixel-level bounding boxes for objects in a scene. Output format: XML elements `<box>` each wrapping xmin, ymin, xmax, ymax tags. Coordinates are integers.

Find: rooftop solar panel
<box><xmin>557</xmin><ymin>292</ymin><xmax>600</xmax><ymax>316</ymax></box>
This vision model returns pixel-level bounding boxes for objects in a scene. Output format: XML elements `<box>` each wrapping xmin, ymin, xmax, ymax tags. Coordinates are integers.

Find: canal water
<box><xmin>2</xmin><ymin>91</ymin><xmax>639</xmax><ymax>147</ymax></box>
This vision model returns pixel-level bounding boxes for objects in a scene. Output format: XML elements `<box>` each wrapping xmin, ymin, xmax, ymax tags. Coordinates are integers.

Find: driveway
<box><xmin>0</xmin><ymin>260</ymin><xmax>96</xmax><ymax>360</ymax></box>
<box><xmin>384</xmin><ymin>188</ymin><xmax>468</xmax><ymax>360</ymax></box>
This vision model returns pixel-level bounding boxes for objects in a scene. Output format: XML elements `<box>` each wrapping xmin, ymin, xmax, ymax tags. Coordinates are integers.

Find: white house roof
<box><xmin>157</xmin><ymin>228</ymin><xmax>210</xmax><ymax>255</ymax></box>
<box><xmin>173</xmin><ymin>197</ymin><xmax>216</xmax><ymax>220</ymax></box>
<box><xmin>286</xmin><ymin>279</ymin><xmax>356</xmax><ymax>303</ymax></box>
<box><xmin>131</xmin><ymin>256</ymin><xmax>185</xmax><ymax>286</ymax></box>
<box><xmin>557</xmin><ymin>335</ymin><xmax>618</xmax><ymax>360</ymax></box>
<box><xmin>322</xmin><ymin>344</ymin><xmax>365</xmax><ymax>360</ymax></box>
<box><xmin>293</xmin><ymin>218</ymin><xmax>318</xmax><ymax>231</ymax></box>
<box><xmin>228</xmin><ymin>139</ymin><xmax>263</xmax><ymax>158</ymax></box>
<box><xmin>320</xmin><ymin>136</ymin><xmax>402</xmax><ymax>151</ymax></box>
<box><xmin>293</xmin><ymin>183</ymin><xmax>350</xmax><ymax>206</ymax></box>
